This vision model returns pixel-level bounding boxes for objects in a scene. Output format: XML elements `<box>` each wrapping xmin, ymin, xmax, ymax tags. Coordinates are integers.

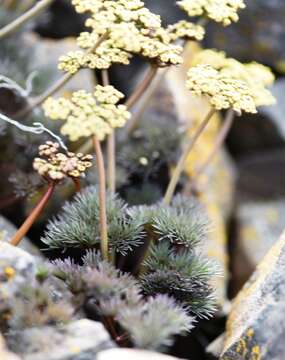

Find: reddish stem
<box><xmin>10</xmin><ymin>182</ymin><xmax>55</xmax><ymax>246</ymax></box>
<box><xmin>72</xmin><ymin>178</ymin><xmax>81</xmax><ymax>192</ymax></box>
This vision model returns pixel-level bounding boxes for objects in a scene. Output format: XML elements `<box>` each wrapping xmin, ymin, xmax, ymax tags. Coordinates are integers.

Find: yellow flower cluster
<box><xmin>167</xmin><ymin>20</ymin><xmax>205</xmax><ymax>41</ymax></box>
<box><xmin>192</xmin><ymin>49</ymin><xmax>276</xmax><ymax>107</ymax></box>
<box><xmin>178</xmin><ymin>0</ymin><xmax>246</xmax><ymax>26</ymax></box>
<box><xmin>43</xmin><ymin>85</ymin><xmax>131</xmax><ymax>142</ymax></box>
<box><xmin>187</xmin><ymin>64</ymin><xmax>257</xmax><ymax>114</ymax></box>
<box><xmin>59</xmin><ymin>0</ymin><xmax>184</xmax><ymax>74</ymax></box>
<box><xmin>33</xmin><ymin>141</ymin><xmax>93</xmax><ymax>181</ymax></box>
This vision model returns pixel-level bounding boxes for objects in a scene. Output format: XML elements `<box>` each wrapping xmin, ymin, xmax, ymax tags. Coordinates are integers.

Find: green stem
<box><xmin>163</xmin><ymin>108</ymin><xmax>216</xmax><ymax>205</ymax></box>
<box><xmin>92</xmin><ymin>136</ymin><xmax>108</xmax><ymax>261</ymax></box>
<box><xmin>10</xmin><ymin>182</ymin><xmax>55</xmax><ymax>246</ymax></box>
<box><xmin>0</xmin><ymin>0</ymin><xmax>54</xmax><ymax>40</ymax></box>
<box><xmin>102</xmin><ymin>69</ymin><xmax>116</xmax><ymax>195</ymax></box>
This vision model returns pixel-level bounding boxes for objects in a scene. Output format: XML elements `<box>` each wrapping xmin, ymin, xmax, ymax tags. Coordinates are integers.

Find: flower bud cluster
<box><xmin>33</xmin><ymin>141</ymin><xmax>93</xmax><ymax>181</ymax></box>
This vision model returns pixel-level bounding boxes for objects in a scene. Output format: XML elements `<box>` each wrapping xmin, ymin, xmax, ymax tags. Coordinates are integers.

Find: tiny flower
<box><xmin>33</xmin><ymin>141</ymin><xmax>93</xmax><ymax>182</ymax></box>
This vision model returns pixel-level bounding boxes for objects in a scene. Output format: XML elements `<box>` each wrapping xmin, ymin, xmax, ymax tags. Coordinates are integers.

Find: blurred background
<box><xmin>0</xmin><ymin>1</ymin><xmax>285</xmax><ymax>358</ymax></box>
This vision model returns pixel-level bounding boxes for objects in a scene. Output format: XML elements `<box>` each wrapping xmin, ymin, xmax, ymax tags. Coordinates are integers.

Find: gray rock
<box><xmin>0</xmin><ymin>335</ymin><xmax>20</xmax><ymax>360</ymax></box>
<box><xmin>23</xmin><ymin>32</ymin><xmax>94</xmax><ymax>94</ymax></box>
<box><xmin>97</xmin><ymin>348</ymin><xmax>182</xmax><ymax>360</ymax></box>
<box><xmin>232</xmin><ymin>199</ymin><xmax>285</xmax><ymax>293</ymax></box>
<box><xmin>10</xmin><ymin>319</ymin><xmax>114</xmax><ymax>360</ymax></box>
<box><xmin>261</xmin><ymin>78</ymin><xmax>285</xmax><ymax>140</ymax></box>
<box><xmin>0</xmin><ymin>242</ymin><xmax>37</xmax><ymax>329</ymax></box>
<box><xmin>206</xmin><ymin>0</ymin><xmax>285</xmax><ymax>70</ymax></box>
<box><xmin>220</xmin><ymin>231</ymin><xmax>285</xmax><ymax>359</ymax></box>
<box><xmin>0</xmin><ymin>216</ymin><xmax>42</xmax><ymax>257</ymax></box>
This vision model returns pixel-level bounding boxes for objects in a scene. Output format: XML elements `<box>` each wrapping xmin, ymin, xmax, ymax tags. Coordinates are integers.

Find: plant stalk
<box><xmin>126</xmin><ymin>67</ymin><xmax>168</xmax><ymax>137</ymax></box>
<box><xmin>125</xmin><ymin>65</ymin><xmax>158</xmax><ymax>109</ymax></box>
<box><xmin>163</xmin><ymin>108</ymin><xmax>216</xmax><ymax>205</ymax></box>
<box><xmin>195</xmin><ymin>109</ymin><xmax>235</xmax><ymax>177</ymax></box>
<box><xmin>92</xmin><ymin>136</ymin><xmax>108</xmax><ymax>261</ymax></box>
<box><xmin>102</xmin><ymin>69</ymin><xmax>116</xmax><ymax>195</ymax></box>
<box><xmin>0</xmin><ymin>0</ymin><xmax>54</xmax><ymax>40</ymax></box>
<box><xmin>10</xmin><ymin>182</ymin><xmax>55</xmax><ymax>246</ymax></box>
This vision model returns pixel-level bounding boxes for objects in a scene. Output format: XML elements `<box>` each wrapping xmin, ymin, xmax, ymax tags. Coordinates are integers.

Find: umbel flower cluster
<box><xmin>192</xmin><ymin>49</ymin><xmax>276</xmax><ymax>107</ymax></box>
<box><xmin>59</xmin><ymin>0</ymin><xmax>190</xmax><ymax>74</ymax></box>
<box><xmin>43</xmin><ymin>85</ymin><xmax>131</xmax><ymax>141</ymax></box>
<box><xmin>178</xmin><ymin>0</ymin><xmax>246</xmax><ymax>26</ymax></box>
<box><xmin>186</xmin><ymin>50</ymin><xmax>276</xmax><ymax>114</ymax></box>
<box><xmin>33</xmin><ymin>141</ymin><xmax>93</xmax><ymax>181</ymax></box>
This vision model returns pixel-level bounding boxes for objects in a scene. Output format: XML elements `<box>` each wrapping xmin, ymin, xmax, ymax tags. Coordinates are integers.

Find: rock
<box><xmin>232</xmin><ymin>199</ymin><xmax>285</xmax><ymax>294</ymax></box>
<box><xmin>23</xmin><ymin>32</ymin><xmax>94</xmax><ymax>95</ymax></box>
<box><xmin>0</xmin><ymin>216</ymin><xmax>42</xmax><ymax>257</ymax></box>
<box><xmin>206</xmin><ymin>0</ymin><xmax>285</xmax><ymax>71</ymax></box>
<box><xmin>10</xmin><ymin>319</ymin><xmax>114</xmax><ymax>360</ymax></box>
<box><xmin>220</xmin><ymin>230</ymin><xmax>285</xmax><ymax>359</ymax></box>
<box><xmin>97</xmin><ymin>348</ymin><xmax>181</xmax><ymax>360</ymax></box>
<box><xmin>0</xmin><ymin>242</ymin><xmax>37</xmax><ymax>329</ymax></box>
<box><xmin>0</xmin><ymin>335</ymin><xmax>20</xmax><ymax>360</ymax></box>
<box><xmin>237</xmin><ymin>150</ymin><xmax>285</xmax><ymax>201</ymax></box>
<box><xmin>261</xmin><ymin>78</ymin><xmax>285</xmax><ymax>140</ymax></box>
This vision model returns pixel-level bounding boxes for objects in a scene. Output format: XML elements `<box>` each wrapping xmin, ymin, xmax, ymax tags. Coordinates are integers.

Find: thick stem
<box><xmin>102</xmin><ymin>69</ymin><xmax>116</xmax><ymax>195</ymax></box>
<box><xmin>125</xmin><ymin>65</ymin><xmax>158</xmax><ymax>109</ymax></box>
<box><xmin>163</xmin><ymin>108</ymin><xmax>216</xmax><ymax>205</ymax></box>
<box><xmin>195</xmin><ymin>109</ymin><xmax>235</xmax><ymax>177</ymax></box>
<box><xmin>72</xmin><ymin>178</ymin><xmax>81</xmax><ymax>193</ymax></box>
<box><xmin>16</xmin><ymin>33</ymin><xmax>108</xmax><ymax>118</ymax></box>
<box><xmin>0</xmin><ymin>0</ymin><xmax>54</xmax><ymax>40</ymax></box>
<box><xmin>107</xmin><ymin>131</ymin><xmax>116</xmax><ymax>194</ymax></box>
<box><xmin>10</xmin><ymin>182</ymin><xmax>55</xmax><ymax>246</ymax></box>
<box><xmin>92</xmin><ymin>136</ymin><xmax>108</xmax><ymax>261</ymax></box>
<box><xmin>126</xmin><ymin>67</ymin><xmax>168</xmax><ymax>137</ymax></box>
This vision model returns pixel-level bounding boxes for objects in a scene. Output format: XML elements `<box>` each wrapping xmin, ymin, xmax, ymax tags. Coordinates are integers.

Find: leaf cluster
<box><xmin>51</xmin><ymin>250</ymin><xmax>193</xmax><ymax>351</ymax></box>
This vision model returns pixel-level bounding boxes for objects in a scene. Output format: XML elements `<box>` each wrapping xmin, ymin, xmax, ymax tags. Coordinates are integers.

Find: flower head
<box><xmin>59</xmin><ymin>0</ymin><xmax>183</xmax><ymax>74</ymax></box>
<box><xmin>43</xmin><ymin>85</ymin><xmax>131</xmax><ymax>142</ymax></box>
<box><xmin>33</xmin><ymin>141</ymin><xmax>93</xmax><ymax>181</ymax></box>
<box><xmin>191</xmin><ymin>49</ymin><xmax>276</xmax><ymax>107</ymax></box>
<box><xmin>186</xmin><ymin>64</ymin><xmax>257</xmax><ymax>114</ymax></box>
<box><xmin>167</xmin><ymin>20</ymin><xmax>205</xmax><ymax>42</ymax></box>
<box><xmin>178</xmin><ymin>0</ymin><xmax>246</xmax><ymax>26</ymax></box>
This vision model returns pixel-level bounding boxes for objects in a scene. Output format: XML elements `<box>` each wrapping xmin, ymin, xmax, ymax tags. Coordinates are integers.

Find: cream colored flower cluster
<box><xmin>43</xmin><ymin>85</ymin><xmax>131</xmax><ymax>142</ymax></box>
<box><xmin>59</xmin><ymin>0</ymin><xmax>184</xmax><ymax>74</ymax></box>
<box><xmin>178</xmin><ymin>0</ymin><xmax>246</xmax><ymax>26</ymax></box>
<box><xmin>167</xmin><ymin>20</ymin><xmax>205</xmax><ymax>41</ymax></box>
<box><xmin>192</xmin><ymin>49</ymin><xmax>276</xmax><ymax>107</ymax></box>
<box><xmin>187</xmin><ymin>64</ymin><xmax>257</xmax><ymax>114</ymax></box>
<box><xmin>33</xmin><ymin>141</ymin><xmax>93</xmax><ymax>181</ymax></box>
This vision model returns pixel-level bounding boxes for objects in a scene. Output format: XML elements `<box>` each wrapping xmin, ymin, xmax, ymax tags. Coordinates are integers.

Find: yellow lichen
<box><xmin>4</xmin><ymin>266</ymin><xmax>15</xmax><ymax>280</ymax></box>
